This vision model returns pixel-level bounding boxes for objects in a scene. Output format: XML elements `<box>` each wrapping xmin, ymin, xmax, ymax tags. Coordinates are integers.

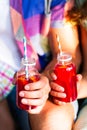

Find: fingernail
<box><xmin>21</xmin><ymin>99</ymin><xmax>28</xmax><ymax>104</ymax></box>
<box><xmin>19</xmin><ymin>92</ymin><xmax>24</xmax><ymax>97</ymax></box>
<box><xmin>60</xmin><ymin>87</ymin><xmax>64</xmax><ymax>92</ymax></box>
<box><xmin>63</xmin><ymin>93</ymin><xmax>66</xmax><ymax>98</ymax></box>
<box><xmin>25</xmin><ymin>85</ymin><xmax>29</xmax><ymax>90</ymax></box>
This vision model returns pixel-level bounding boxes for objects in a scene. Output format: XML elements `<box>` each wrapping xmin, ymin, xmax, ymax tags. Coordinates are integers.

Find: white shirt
<box><xmin>0</xmin><ymin>0</ymin><xmax>21</xmax><ymax>70</ymax></box>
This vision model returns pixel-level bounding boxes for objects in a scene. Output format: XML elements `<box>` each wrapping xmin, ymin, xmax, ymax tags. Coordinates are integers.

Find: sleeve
<box><xmin>0</xmin><ymin>0</ymin><xmax>16</xmax><ymax>100</ymax></box>
<box><xmin>0</xmin><ymin>60</ymin><xmax>15</xmax><ymax>101</ymax></box>
<box><xmin>51</xmin><ymin>0</ymin><xmax>66</xmax><ymax>28</ymax></box>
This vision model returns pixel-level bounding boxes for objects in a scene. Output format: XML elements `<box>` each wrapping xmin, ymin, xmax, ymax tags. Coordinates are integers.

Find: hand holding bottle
<box><xmin>16</xmin><ymin>58</ymin><xmax>50</xmax><ymax>114</ymax></box>
<box><xmin>50</xmin><ymin>73</ymin><xmax>82</xmax><ymax>105</ymax></box>
<box><xmin>18</xmin><ymin>74</ymin><xmax>50</xmax><ymax>114</ymax></box>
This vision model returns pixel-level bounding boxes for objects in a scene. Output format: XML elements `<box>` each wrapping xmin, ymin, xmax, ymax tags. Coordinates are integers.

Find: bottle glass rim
<box><xmin>57</xmin><ymin>52</ymin><xmax>72</xmax><ymax>62</ymax></box>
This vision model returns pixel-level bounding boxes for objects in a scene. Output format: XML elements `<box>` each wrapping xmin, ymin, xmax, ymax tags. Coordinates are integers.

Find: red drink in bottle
<box><xmin>16</xmin><ymin>58</ymin><xmax>40</xmax><ymax>110</ymax></box>
<box><xmin>53</xmin><ymin>52</ymin><xmax>77</xmax><ymax>102</ymax></box>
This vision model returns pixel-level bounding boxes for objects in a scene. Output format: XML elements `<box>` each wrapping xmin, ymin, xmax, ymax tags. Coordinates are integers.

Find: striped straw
<box><xmin>23</xmin><ymin>36</ymin><xmax>28</xmax><ymax>60</ymax></box>
<box><xmin>23</xmin><ymin>37</ymin><xmax>29</xmax><ymax>79</ymax></box>
<box><xmin>56</xmin><ymin>35</ymin><xmax>62</xmax><ymax>55</ymax></box>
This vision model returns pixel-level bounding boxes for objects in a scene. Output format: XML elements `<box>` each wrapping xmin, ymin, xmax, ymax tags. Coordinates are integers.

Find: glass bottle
<box><xmin>16</xmin><ymin>58</ymin><xmax>40</xmax><ymax>110</ymax></box>
<box><xmin>53</xmin><ymin>52</ymin><xmax>77</xmax><ymax>102</ymax></box>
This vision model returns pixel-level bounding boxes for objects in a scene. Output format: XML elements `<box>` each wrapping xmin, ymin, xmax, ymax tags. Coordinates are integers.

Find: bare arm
<box><xmin>43</xmin><ymin>1</ymin><xmax>82</xmax><ymax>105</ymax></box>
<box><xmin>46</xmin><ymin>24</ymin><xmax>82</xmax><ymax>72</ymax></box>
<box><xmin>42</xmin><ymin>23</ymin><xmax>83</xmax><ymax>105</ymax></box>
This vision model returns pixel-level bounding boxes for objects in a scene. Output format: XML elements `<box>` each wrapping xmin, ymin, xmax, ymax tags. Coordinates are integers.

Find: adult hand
<box><xmin>19</xmin><ymin>74</ymin><xmax>50</xmax><ymax>114</ymax></box>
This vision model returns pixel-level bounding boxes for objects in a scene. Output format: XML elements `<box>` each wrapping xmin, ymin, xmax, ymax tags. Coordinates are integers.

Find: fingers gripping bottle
<box><xmin>16</xmin><ymin>58</ymin><xmax>40</xmax><ymax>110</ymax></box>
<box><xmin>54</xmin><ymin>52</ymin><xmax>77</xmax><ymax>102</ymax></box>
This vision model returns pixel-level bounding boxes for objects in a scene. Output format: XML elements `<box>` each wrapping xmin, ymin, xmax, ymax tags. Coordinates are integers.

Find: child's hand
<box><xmin>50</xmin><ymin>73</ymin><xmax>82</xmax><ymax>105</ymax></box>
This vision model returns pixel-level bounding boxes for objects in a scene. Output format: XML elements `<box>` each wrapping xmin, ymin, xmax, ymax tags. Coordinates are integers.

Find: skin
<box><xmin>18</xmin><ymin>1</ymin><xmax>87</xmax><ymax>130</ymax></box>
<box><xmin>0</xmin><ymin>99</ymin><xmax>16</xmax><ymax>130</ymax></box>
<box><xmin>73</xmin><ymin>24</ymin><xmax>87</xmax><ymax>130</ymax></box>
<box><xmin>19</xmin><ymin>74</ymin><xmax>51</xmax><ymax>114</ymax></box>
<box><xmin>47</xmin><ymin>24</ymin><xmax>82</xmax><ymax>105</ymax></box>
<box><xmin>18</xmin><ymin>23</ymin><xmax>81</xmax><ymax>130</ymax></box>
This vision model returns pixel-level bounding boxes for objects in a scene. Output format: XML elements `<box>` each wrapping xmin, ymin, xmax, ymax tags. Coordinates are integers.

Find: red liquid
<box><xmin>16</xmin><ymin>74</ymin><xmax>40</xmax><ymax>110</ymax></box>
<box><xmin>54</xmin><ymin>63</ymin><xmax>77</xmax><ymax>102</ymax></box>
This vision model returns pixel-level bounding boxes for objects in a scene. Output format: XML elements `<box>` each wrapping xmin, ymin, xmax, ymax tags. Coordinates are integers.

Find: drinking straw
<box><xmin>56</xmin><ymin>35</ymin><xmax>66</xmax><ymax>64</ymax></box>
<box><xmin>23</xmin><ymin>36</ymin><xmax>28</xmax><ymax>60</ymax></box>
<box><xmin>23</xmin><ymin>37</ymin><xmax>29</xmax><ymax>79</ymax></box>
<box><xmin>56</xmin><ymin>35</ymin><xmax>62</xmax><ymax>55</ymax></box>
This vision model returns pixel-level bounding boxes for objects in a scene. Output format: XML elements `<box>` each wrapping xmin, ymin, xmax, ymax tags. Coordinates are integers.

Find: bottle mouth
<box><xmin>22</xmin><ymin>58</ymin><xmax>36</xmax><ymax>66</ymax></box>
<box><xmin>57</xmin><ymin>52</ymin><xmax>72</xmax><ymax>62</ymax></box>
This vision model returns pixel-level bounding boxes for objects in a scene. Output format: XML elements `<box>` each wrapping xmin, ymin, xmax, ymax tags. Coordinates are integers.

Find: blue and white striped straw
<box><xmin>23</xmin><ymin>37</ymin><xmax>29</xmax><ymax>79</ymax></box>
<box><xmin>23</xmin><ymin>36</ymin><xmax>28</xmax><ymax>60</ymax></box>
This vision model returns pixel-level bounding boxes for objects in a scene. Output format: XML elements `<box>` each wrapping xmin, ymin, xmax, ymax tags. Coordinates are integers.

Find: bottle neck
<box><xmin>20</xmin><ymin>58</ymin><xmax>38</xmax><ymax>79</ymax></box>
<box><xmin>21</xmin><ymin>58</ymin><xmax>36</xmax><ymax>67</ymax></box>
<box><xmin>57</xmin><ymin>52</ymin><xmax>72</xmax><ymax>65</ymax></box>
